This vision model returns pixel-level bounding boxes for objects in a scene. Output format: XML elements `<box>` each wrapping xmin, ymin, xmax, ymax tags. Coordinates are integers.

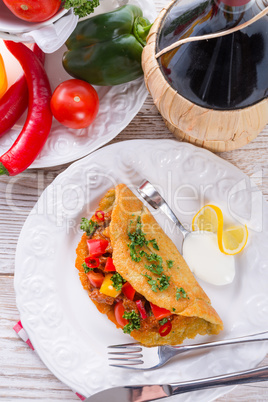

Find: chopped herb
<box><xmin>149</xmin><ymin>239</ymin><xmax>159</xmax><ymax>250</ymax></box>
<box><xmin>159</xmin><ymin>318</ymin><xmax>168</xmax><ymax>326</ymax></box>
<box><xmin>143</xmin><ymin>273</ymin><xmax>158</xmax><ymax>292</ymax></box>
<box><xmin>172</xmin><ymin>308</ymin><xmax>176</xmax><ymax>312</ymax></box>
<box><xmin>123</xmin><ymin>310</ymin><xmax>141</xmax><ymax>334</ymax></box>
<box><xmin>80</xmin><ymin>217</ymin><xmax>98</xmax><ymax>237</ymax></box>
<box><xmin>166</xmin><ymin>260</ymin><xmax>174</xmax><ymax>269</ymax></box>
<box><xmin>145</xmin><ymin>263</ymin><xmax>163</xmax><ymax>275</ymax></box>
<box><xmin>143</xmin><ymin>273</ymin><xmax>170</xmax><ymax>292</ymax></box>
<box><xmin>82</xmin><ymin>262</ymin><xmax>93</xmax><ymax>273</ymax></box>
<box><xmin>63</xmin><ymin>0</ymin><xmax>100</xmax><ymax>18</ymax></box>
<box><xmin>111</xmin><ymin>273</ymin><xmax>126</xmax><ymax>291</ymax></box>
<box><xmin>176</xmin><ymin>287</ymin><xmax>188</xmax><ymax>300</ymax></box>
<box><xmin>158</xmin><ymin>274</ymin><xmax>170</xmax><ymax>291</ymax></box>
<box><xmin>129</xmin><ymin>243</ymin><xmax>142</xmax><ymax>262</ymax></box>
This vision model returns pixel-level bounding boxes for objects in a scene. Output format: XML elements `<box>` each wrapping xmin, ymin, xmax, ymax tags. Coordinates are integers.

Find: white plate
<box><xmin>0</xmin><ymin>1</ymin><xmax>68</xmax><ymax>34</ymax></box>
<box><xmin>0</xmin><ymin>0</ymin><xmax>156</xmax><ymax>168</ymax></box>
<box><xmin>14</xmin><ymin>140</ymin><xmax>268</xmax><ymax>400</ymax></box>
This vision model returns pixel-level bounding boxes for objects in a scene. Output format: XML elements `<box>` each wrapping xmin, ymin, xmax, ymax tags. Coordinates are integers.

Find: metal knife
<box><xmin>84</xmin><ymin>365</ymin><xmax>268</xmax><ymax>402</ymax></box>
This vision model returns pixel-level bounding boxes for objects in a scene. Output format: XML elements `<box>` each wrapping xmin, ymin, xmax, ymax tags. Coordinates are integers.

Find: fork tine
<box><xmin>108</xmin><ymin>352</ymin><xmax>143</xmax><ymax>357</ymax></box>
<box><xmin>108</xmin><ymin>343</ymin><xmax>141</xmax><ymax>349</ymax></box>
<box><xmin>109</xmin><ymin>360</ymin><xmax>144</xmax><ymax>367</ymax></box>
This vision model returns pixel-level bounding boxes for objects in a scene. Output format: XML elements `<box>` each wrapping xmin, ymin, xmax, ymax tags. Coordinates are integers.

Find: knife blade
<box><xmin>84</xmin><ymin>365</ymin><xmax>268</xmax><ymax>402</ymax></box>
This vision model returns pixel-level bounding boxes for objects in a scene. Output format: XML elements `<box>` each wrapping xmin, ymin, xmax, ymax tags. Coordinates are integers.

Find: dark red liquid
<box><xmin>157</xmin><ymin>0</ymin><xmax>268</xmax><ymax>110</ymax></box>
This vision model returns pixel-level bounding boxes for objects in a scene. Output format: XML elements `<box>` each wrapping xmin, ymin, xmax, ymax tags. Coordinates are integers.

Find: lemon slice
<box><xmin>220</xmin><ymin>226</ymin><xmax>248</xmax><ymax>255</ymax></box>
<box><xmin>192</xmin><ymin>204</ymin><xmax>248</xmax><ymax>256</ymax></box>
<box><xmin>192</xmin><ymin>204</ymin><xmax>223</xmax><ymax>233</ymax></box>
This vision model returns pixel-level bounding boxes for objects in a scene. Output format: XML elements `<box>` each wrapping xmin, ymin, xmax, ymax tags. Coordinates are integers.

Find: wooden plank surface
<box><xmin>1</xmin><ymin>0</ymin><xmax>268</xmax><ymax>400</ymax></box>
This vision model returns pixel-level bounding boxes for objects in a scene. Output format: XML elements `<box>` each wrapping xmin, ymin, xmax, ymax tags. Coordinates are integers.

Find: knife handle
<box><xmin>171</xmin><ymin>365</ymin><xmax>268</xmax><ymax>395</ymax></box>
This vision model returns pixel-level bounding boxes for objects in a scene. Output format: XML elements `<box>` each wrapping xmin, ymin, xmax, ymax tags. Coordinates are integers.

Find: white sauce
<box><xmin>182</xmin><ymin>231</ymin><xmax>235</xmax><ymax>286</ymax></box>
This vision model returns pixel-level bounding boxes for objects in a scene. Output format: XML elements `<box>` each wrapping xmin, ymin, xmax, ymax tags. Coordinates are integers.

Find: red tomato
<box><xmin>122</xmin><ymin>282</ymin><xmax>135</xmax><ymax>301</ymax></box>
<box><xmin>114</xmin><ymin>301</ymin><xmax>128</xmax><ymax>327</ymax></box>
<box><xmin>87</xmin><ymin>239</ymin><xmax>108</xmax><ymax>258</ymax></box>
<box><xmin>159</xmin><ymin>320</ymin><xmax>172</xmax><ymax>337</ymax></box>
<box><xmin>2</xmin><ymin>0</ymin><xmax>62</xmax><ymax>22</ymax></box>
<box><xmin>150</xmin><ymin>302</ymin><xmax>171</xmax><ymax>320</ymax></box>
<box><xmin>104</xmin><ymin>257</ymin><xmax>116</xmax><ymax>272</ymax></box>
<box><xmin>85</xmin><ymin>256</ymin><xmax>100</xmax><ymax>269</ymax></box>
<box><xmin>87</xmin><ymin>272</ymin><xmax>104</xmax><ymax>288</ymax></box>
<box><xmin>50</xmin><ymin>79</ymin><xmax>99</xmax><ymax>129</ymax></box>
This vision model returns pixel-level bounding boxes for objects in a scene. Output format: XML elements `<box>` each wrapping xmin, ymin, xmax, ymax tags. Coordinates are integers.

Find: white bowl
<box><xmin>0</xmin><ymin>1</ymin><xmax>68</xmax><ymax>34</ymax></box>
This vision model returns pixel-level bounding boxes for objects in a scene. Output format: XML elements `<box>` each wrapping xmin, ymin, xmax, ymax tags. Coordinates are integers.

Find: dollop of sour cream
<box><xmin>182</xmin><ymin>231</ymin><xmax>235</xmax><ymax>286</ymax></box>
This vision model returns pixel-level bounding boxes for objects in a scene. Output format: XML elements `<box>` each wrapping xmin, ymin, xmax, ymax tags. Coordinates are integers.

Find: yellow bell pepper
<box><xmin>100</xmin><ymin>273</ymin><xmax>121</xmax><ymax>298</ymax></box>
<box><xmin>0</xmin><ymin>53</ymin><xmax>7</xmax><ymax>98</ymax></box>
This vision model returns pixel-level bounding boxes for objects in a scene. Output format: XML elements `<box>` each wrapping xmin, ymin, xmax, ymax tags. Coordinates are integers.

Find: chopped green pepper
<box><xmin>63</xmin><ymin>5</ymin><xmax>152</xmax><ymax>86</ymax></box>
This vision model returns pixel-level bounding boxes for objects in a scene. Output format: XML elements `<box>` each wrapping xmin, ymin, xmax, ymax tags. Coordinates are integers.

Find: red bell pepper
<box><xmin>122</xmin><ymin>282</ymin><xmax>135</xmax><ymax>301</ymax></box>
<box><xmin>136</xmin><ymin>300</ymin><xmax>147</xmax><ymax>319</ymax></box>
<box><xmin>150</xmin><ymin>302</ymin><xmax>171</xmax><ymax>320</ymax></box>
<box><xmin>95</xmin><ymin>210</ymin><xmax>105</xmax><ymax>221</ymax></box>
<box><xmin>0</xmin><ymin>41</ymin><xmax>52</xmax><ymax>176</ymax></box>
<box><xmin>87</xmin><ymin>238</ymin><xmax>108</xmax><ymax>257</ymax></box>
<box><xmin>85</xmin><ymin>256</ymin><xmax>100</xmax><ymax>269</ymax></box>
<box><xmin>159</xmin><ymin>320</ymin><xmax>172</xmax><ymax>337</ymax></box>
<box><xmin>104</xmin><ymin>257</ymin><xmax>116</xmax><ymax>272</ymax></box>
<box><xmin>87</xmin><ymin>271</ymin><xmax>104</xmax><ymax>288</ymax></box>
<box><xmin>0</xmin><ymin>43</ymin><xmax>45</xmax><ymax>137</ymax></box>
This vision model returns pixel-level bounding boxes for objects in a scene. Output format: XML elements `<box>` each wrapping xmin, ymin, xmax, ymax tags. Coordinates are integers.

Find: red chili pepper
<box><xmin>85</xmin><ymin>256</ymin><xmax>100</xmax><ymax>269</ymax></box>
<box><xmin>122</xmin><ymin>282</ymin><xmax>135</xmax><ymax>301</ymax></box>
<box><xmin>0</xmin><ymin>41</ymin><xmax>52</xmax><ymax>176</ymax></box>
<box><xmin>0</xmin><ymin>43</ymin><xmax>45</xmax><ymax>137</ymax></box>
<box><xmin>159</xmin><ymin>320</ymin><xmax>172</xmax><ymax>337</ymax></box>
<box><xmin>150</xmin><ymin>302</ymin><xmax>171</xmax><ymax>320</ymax></box>
<box><xmin>95</xmin><ymin>210</ymin><xmax>105</xmax><ymax>221</ymax></box>
<box><xmin>136</xmin><ymin>300</ymin><xmax>147</xmax><ymax>319</ymax></box>
<box><xmin>87</xmin><ymin>238</ymin><xmax>108</xmax><ymax>257</ymax></box>
<box><xmin>104</xmin><ymin>257</ymin><xmax>116</xmax><ymax>272</ymax></box>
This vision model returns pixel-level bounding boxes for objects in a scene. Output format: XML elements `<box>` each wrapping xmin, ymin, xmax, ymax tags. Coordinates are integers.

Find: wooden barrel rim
<box><xmin>142</xmin><ymin>1</ymin><xmax>268</xmax><ymax>152</ymax></box>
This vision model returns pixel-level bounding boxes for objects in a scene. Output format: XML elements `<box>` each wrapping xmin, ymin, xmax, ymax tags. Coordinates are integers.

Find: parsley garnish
<box><xmin>176</xmin><ymin>287</ymin><xmax>188</xmax><ymax>300</ymax></box>
<box><xmin>123</xmin><ymin>311</ymin><xmax>141</xmax><ymax>334</ymax></box>
<box><xmin>143</xmin><ymin>273</ymin><xmax>170</xmax><ymax>292</ymax></box>
<box><xmin>111</xmin><ymin>273</ymin><xmax>126</xmax><ymax>291</ymax></box>
<box><xmin>149</xmin><ymin>239</ymin><xmax>159</xmax><ymax>250</ymax></box>
<box><xmin>63</xmin><ymin>0</ymin><xmax>100</xmax><ymax>18</ymax></box>
<box><xmin>145</xmin><ymin>263</ymin><xmax>163</xmax><ymax>276</ymax></box>
<box><xmin>166</xmin><ymin>260</ymin><xmax>174</xmax><ymax>269</ymax></box>
<box><xmin>159</xmin><ymin>318</ymin><xmax>168</xmax><ymax>326</ymax></box>
<box><xmin>80</xmin><ymin>217</ymin><xmax>98</xmax><ymax>237</ymax></box>
<box><xmin>82</xmin><ymin>262</ymin><xmax>93</xmax><ymax>274</ymax></box>
<box><xmin>172</xmin><ymin>308</ymin><xmax>176</xmax><ymax>312</ymax></box>
<box><xmin>158</xmin><ymin>274</ymin><xmax>171</xmax><ymax>291</ymax></box>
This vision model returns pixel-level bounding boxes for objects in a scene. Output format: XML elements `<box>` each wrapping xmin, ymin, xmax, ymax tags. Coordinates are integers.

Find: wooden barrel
<box><xmin>142</xmin><ymin>2</ymin><xmax>268</xmax><ymax>152</ymax></box>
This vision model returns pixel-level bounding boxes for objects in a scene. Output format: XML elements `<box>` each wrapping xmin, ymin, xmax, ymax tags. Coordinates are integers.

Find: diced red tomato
<box><xmin>150</xmin><ymin>302</ymin><xmax>171</xmax><ymax>320</ymax></box>
<box><xmin>87</xmin><ymin>271</ymin><xmax>104</xmax><ymax>288</ymax></box>
<box><xmin>85</xmin><ymin>256</ymin><xmax>99</xmax><ymax>269</ymax></box>
<box><xmin>95</xmin><ymin>210</ymin><xmax>105</xmax><ymax>221</ymax></box>
<box><xmin>136</xmin><ymin>300</ymin><xmax>147</xmax><ymax>319</ymax></box>
<box><xmin>114</xmin><ymin>300</ymin><xmax>128</xmax><ymax>327</ymax></box>
<box><xmin>159</xmin><ymin>320</ymin><xmax>172</xmax><ymax>337</ymax></box>
<box><xmin>104</xmin><ymin>257</ymin><xmax>116</xmax><ymax>272</ymax></box>
<box><xmin>122</xmin><ymin>282</ymin><xmax>135</xmax><ymax>301</ymax></box>
<box><xmin>87</xmin><ymin>239</ymin><xmax>108</xmax><ymax>257</ymax></box>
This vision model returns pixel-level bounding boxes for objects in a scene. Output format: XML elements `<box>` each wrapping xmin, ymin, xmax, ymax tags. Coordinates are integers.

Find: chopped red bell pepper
<box><xmin>95</xmin><ymin>210</ymin><xmax>105</xmax><ymax>221</ymax></box>
<box><xmin>122</xmin><ymin>282</ymin><xmax>135</xmax><ymax>301</ymax></box>
<box><xmin>104</xmin><ymin>257</ymin><xmax>116</xmax><ymax>272</ymax></box>
<box><xmin>136</xmin><ymin>300</ymin><xmax>147</xmax><ymax>319</ymax></box>
<box><xmin>87</xmin><ymin>238</ymin><xmax>108</xmax><ymax>257</ymax></box>
<box><xmin>85</xmin><ymin>256</ymin><xmax>100</xmax><ymax>268</ymax></box>
<box><xmin>159</xmin><ymin>320</ymin><xmax>172</xmax><ymax>337</ymax></box>
<box><xmin>87</xmin><ymin>271</ymin><xmax>104</xmax><ymax>288</ymax></box>
<box><xmin>150</xmin><ymin>302</ymin><xmax>171</xmax><ymax>320</ymax></box>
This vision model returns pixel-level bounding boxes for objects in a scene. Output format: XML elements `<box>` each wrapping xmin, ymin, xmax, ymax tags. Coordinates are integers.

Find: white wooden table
<box><xmin>0</xmin><ymin>1</ymin><xmax>268</xmax><ymax>400</ymax></box>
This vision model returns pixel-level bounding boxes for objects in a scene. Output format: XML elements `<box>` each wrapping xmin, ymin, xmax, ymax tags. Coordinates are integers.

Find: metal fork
<box><xmin>108</xmin><ymin>331</ymin><xmax>268</xmax><ymax>370</ymax></box>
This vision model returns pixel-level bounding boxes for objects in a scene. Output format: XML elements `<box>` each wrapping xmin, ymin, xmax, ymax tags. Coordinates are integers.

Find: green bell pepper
<box><xmin>62</xmin><ymin>4</ymin><xmax>152</xmax><ymax>86</ymax></box>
